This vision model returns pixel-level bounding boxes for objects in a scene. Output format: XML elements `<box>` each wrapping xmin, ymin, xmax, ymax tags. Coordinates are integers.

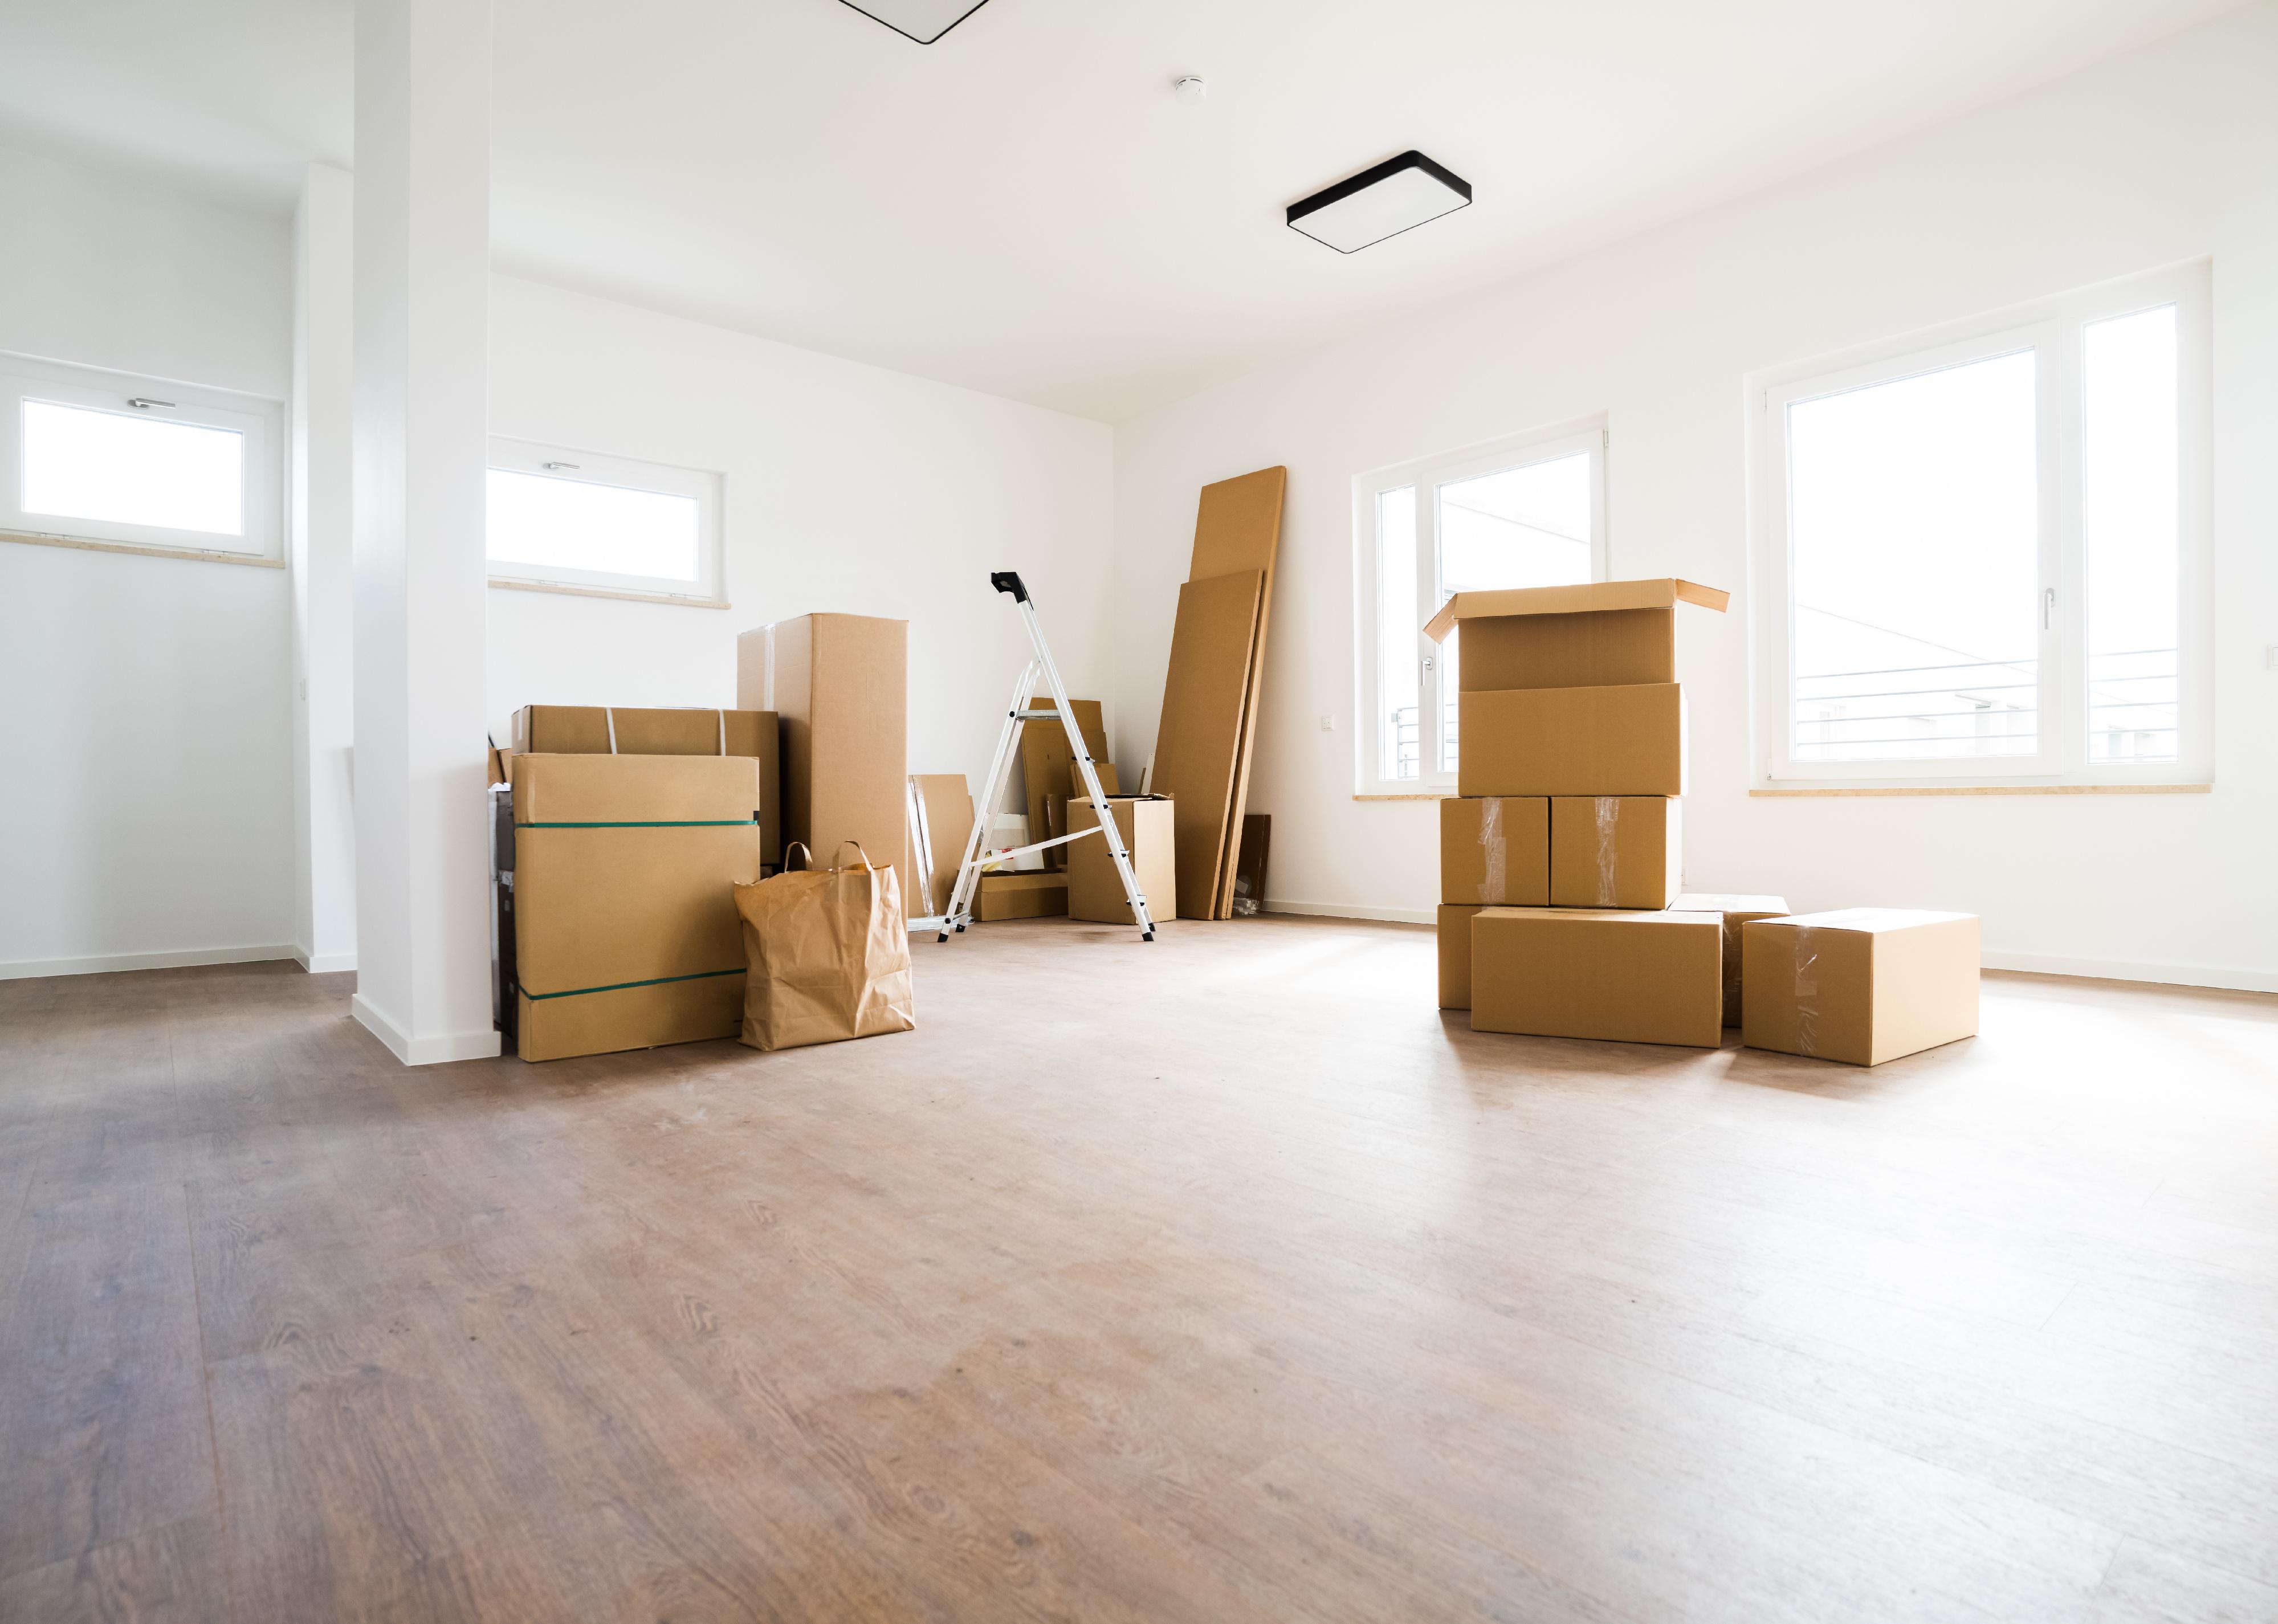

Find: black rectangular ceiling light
<box><xmin>836</xmin><ymin>0</ymin><xmax>992</xmax><ymax>43</ymax></box>
<box><xmin>1287</xmin><ymin>150</ymin><xmax>1472</xmax><ymax>254</ymax></box>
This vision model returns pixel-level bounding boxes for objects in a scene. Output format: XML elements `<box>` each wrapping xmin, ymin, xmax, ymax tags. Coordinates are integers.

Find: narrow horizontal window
<box><xmin>1</xmin><ymin>354</ymin><xmax>280</xmax><ymax>561</ymax></box>
<box><xmin>486</xmin><ymin>438</ymin><xmax>724</xmax><ymax>604</ymax></box>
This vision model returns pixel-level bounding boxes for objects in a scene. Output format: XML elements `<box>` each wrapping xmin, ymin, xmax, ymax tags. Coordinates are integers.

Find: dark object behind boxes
<box><xmin>1742</xmin><ymin>909</ymin><xmax>1980</xmax><ymax>1065</ymax></box>
<box><xmin>738</xmin><ymin>614</ymin><xmax>909</xmax><ymax>889</ymax></box>
<box><xmin>510</xmin><ymin>753</ymin><xmax>763</xmax><ymax>1062</ymax></box>
<box><xmin>512</xmin><ymin>704</ymin><xmax>780</xmax><ymax>865</ymax></box>
<box><xmin>1230</xmin><ymin>813</ymin><xmax>1270</xmax><ymax>917</ymax></box>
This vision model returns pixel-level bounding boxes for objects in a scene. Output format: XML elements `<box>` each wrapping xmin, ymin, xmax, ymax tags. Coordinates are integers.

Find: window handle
<box><xmin>2043</xmin><ymin>586</ymin><xmax>2056</xmax><ymax>631</ymax></box>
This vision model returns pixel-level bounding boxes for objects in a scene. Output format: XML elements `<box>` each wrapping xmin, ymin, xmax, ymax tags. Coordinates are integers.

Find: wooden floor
<box><xmin>4</xmin><ymin>917</ymin><xmax>2277</xmax><ymax>1622</ymax></box>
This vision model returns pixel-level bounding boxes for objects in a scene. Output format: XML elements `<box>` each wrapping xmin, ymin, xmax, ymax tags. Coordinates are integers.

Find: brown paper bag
<box><xmin>733</xmin><ymin>841</ymin><xmax>916</xmax><ymax>1052</ymax></box>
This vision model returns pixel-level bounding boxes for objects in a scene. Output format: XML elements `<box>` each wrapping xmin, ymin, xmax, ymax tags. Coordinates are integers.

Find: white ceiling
<box><xmin>0</xmin><ymin>0</ymin><xmax>2242</xmax><ymax>419</ymax></box>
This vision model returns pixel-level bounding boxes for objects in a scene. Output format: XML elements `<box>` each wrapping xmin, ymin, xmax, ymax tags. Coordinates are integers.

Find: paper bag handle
<box><xmin>783</xmin><ymin>841</ymin><xmax>814</xmax><ymax>872</ymax></box>
<box><xmin>832</xmin><ymin>840</ymin><xmax>877</xmax><ymax>872</ymax></box>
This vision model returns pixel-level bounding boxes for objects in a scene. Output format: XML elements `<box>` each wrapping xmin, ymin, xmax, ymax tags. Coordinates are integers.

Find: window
<box><xmin>1757</xmin><ymin>263</ymin><xmax>2208</xmax><ymax>787</ymax></box>
<box><xmin>487</xmin><ymin>438</ymin><xmax>725</xmax><ymax>605</ymax></box>
<box><xmin>1356</xmin><ymin>422</ymin><xmax>1607</xmax><ymax>793</ymax></box>
<box><xmin>1</xmin><ymin>354</ymin><xmax>282</xmax><ymax>561</ymax></box>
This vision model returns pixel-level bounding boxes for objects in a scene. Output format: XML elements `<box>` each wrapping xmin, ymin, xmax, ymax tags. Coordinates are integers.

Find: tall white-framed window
<box><xmin>487</xmin><ymin>436</ymin><xmax>726</xmax><ymax>606</ymax></box>
<box><xmin>1355</xmin><ymin>419</ymin><xmax>1608</xmax><ymax>794</ymax></box>
<box><xmin>0</xmin><ymin>353</ymin><xmax>283</xmax><ymax>564</ymax></box>
<box><xmin>1754</xmin><ymin>262</ymin><xmax>2210</xmax><ymax>787</ymax></box>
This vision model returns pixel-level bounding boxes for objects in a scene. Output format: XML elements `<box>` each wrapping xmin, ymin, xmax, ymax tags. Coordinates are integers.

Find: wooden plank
<box><xmin>1148</xmin><ymin>571</ymin><xmax>1264</xmax><ymax>920</ymax></box>
<box><xmin>1185</xmin><ymin>467</ymin><xmax>1285</xmax><ymax>918</ymax></box>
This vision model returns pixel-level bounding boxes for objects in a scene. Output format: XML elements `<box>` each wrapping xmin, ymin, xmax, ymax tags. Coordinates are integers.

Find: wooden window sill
<box><xmin>2</xmin><ymin>528</ymin><xmax>283</xmax><ymax>568</ymax></box>
<box><xmin>488</xmin><ymin>577</ymin><xmax>730</xmax><ymax>610</ymax></box>
<box><xmin>1752</xmin><ymin>784</ymin><xmax>2211</xmax><ymax>797</ymax></box>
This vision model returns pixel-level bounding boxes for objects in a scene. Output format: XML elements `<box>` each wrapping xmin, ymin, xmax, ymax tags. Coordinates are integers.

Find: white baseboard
<box><xmin>1980</xmin><ymin>950</ymin><xmax>2277</xmax><ymax>995</ymax></box>
<box><xmin>293</xmin><ymin>948</ymin><xmax>358</xmax><ymax>974</ymax></box>
<box><xmin>352</xmin><ymin>993</ymin><xmax>503</xmax><ymax>1066</ymax></box>
<box><xmin>1262</xmin><ymin>899</ymin><xmax>1436</xmax><ymax>925</ymax></box>
<box><xmin>0</xmin><ymin>942</ymin><xmax>298</xmax><ymax>982</ymax></box>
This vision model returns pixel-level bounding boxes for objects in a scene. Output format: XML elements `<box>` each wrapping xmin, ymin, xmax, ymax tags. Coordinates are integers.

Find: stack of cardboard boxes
<box><xmin>1431</xmin><ymin>579</ymin><xmax>1981</xmax><ymax>1066</ymax></box>
<box><xmin>495</xmin><ymin>611</ymin><xmax>909</xmax><ymax>1063</ymax></box>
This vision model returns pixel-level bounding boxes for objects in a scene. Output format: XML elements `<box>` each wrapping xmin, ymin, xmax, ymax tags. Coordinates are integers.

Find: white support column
<box><xmin>349</xmin><ymin>0</ymin><xmax>499</xmax><ymax>1064</ymax></box>
<box><xmin>291</xmin><ymin>161</ymin><xmax>358</xmax><ymax>975</ymax></box>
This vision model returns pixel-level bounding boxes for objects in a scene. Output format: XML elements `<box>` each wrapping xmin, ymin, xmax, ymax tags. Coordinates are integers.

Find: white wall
<box><xmin>0</xmin><ymin>145</ymin><xmax>296</xmax><ymax>977</ymax></box>
<box><xmin>487</xmin><ymin>275</ymin><xmax>1118</xmax><ymax>809</ymax></box>
<box><xmin>1111</xmin><ymin>5</ymin><xmax>2278</xmax><ymax>990</ymax></box>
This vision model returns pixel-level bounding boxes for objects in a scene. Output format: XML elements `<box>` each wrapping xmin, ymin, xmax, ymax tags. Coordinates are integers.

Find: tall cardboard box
<box><xmin>739</xmin><ymin>615</ymin><xmax>908</xmax><ymax>886</ymax></box>
<box><xmin>1742</xmin><ymin>909</ymin><xmax>1980</xmax><ymax>1066</ymax></box>
<box><xmin>1437</xmin><ymin>904</ymin><xmax>1484</xmax><ymax>1010</ymax></box>
<box><xmin>1065</xmin><ymin>794</ymin><xmax>1177</xmax><ymax>925</ymax></box>
<box><xmin>511</xmin><ymin>754</ymin><xmax>763</xmax><ymax>1062</ymax></box>
<box><xmin>1470</xmin><ymin>908</ymin><xmax>1724</xmax><ymax>1047</ymax></box>
<box><xmin>1424</xmin><ymin>578</ymin><xmax>1730</xmax><ymax>689</ymax></box>
<box><xmin>512</xmin><ymin>704</ymin><xmax>780</xmax><ymax>866</ymax></box>
<box><xmin>1550</xmin><ymin>797</ymin><xmax>1682</xmax><ymax>909</ymax></box>
<box><xmin>1673</xmin><ymin>893</ymin><xmax>1791</xmax><ymax>1026</ymax></box>
<box><xmin>1440</xmin><ymin>797</ymin><xmax>1550</xmax><ymax>907</ymax></box>
<box><xmin>1458</xmin><ymin>685</ymin><xmax>1685</xmax><ymax>798</ymax></box>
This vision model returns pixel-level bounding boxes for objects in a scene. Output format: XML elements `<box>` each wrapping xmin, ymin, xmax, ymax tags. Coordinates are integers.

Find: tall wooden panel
<box><xmin>1150</xmin><ymin>571</ymin><xmax>1265</xmax><ymax>919</ymax></box>
<box><xmin>1185</xmin><ymin>468</ymin><xmax>1285</xmax><ymax>917</ymax></box>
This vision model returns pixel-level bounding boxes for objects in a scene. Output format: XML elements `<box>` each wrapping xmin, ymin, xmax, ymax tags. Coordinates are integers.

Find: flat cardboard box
<box><xmin>511</xmin><ymin>753</ymin><xmax>764</xmax><ymax>1062</ymax></box>
<box><xmin>1065</xmin><ymin>795</ymin><xmax>1176</xmax><ymax>925</ymax></box>
<box><xmin>1021</xmin><ymin>697</ymin><xmax>1109</xmax><ymax>871</ymax></box>
<box><xmin>1742</xmin><ymin>909</ymin><xmax>1980</xmax><ymax>1066</ymax></box>
<box><xmin>1069</xmin><ymin>761</ymin><xmax>1122</xmax><ymax>797</ymax></box>
<box><xmin>1151</xmin><ymin>569</ymin><xmax>1266</xmax><ymax>919</ymax></box>
<box><xmin>510</xmin><ymin>704</ymin><xmax>779</xmax><ymax>864</ymax></box>
<box><xmin>1550</xmin><ymin>797</ymin><xmax>1682</xmax><ymax>909</ymax></box>
<box><xmin>1188</xmin><ymin>466</ymin><xmax>1287</xmax><ymax>920</ymax></box>
<box><xmin>1672</xmin><ymin>893</ymin><xmax>1791</xmax><ymax>1026</ymax></box>
<box><xmin>1470</xmin><ymin>908</ymin><xmax>1724</xmax><ymax>1048</ymax></box>
<box><xmin>740</xmin><ymin>614</ymin><xmax>907</xmax><ymax>886</ymax></box>
<box><xmin>976</xmin><ymin>872</ymin><xmax>1068</xmax><ymax>921</ymax></box>
<box><xmin>1457</xmin><ymin>685</ymin><xmax>1685</xmax><ymax>798</ymax></box>
<box><xmin>1439</xmin><ymin>797</ymin><xmax>1550</xmax><ymax>907</ymax></box>
<box><xmin>1437</xmin><ymin>904</ymin><xmax>1484</xmax><ymax>1009</ymax></box>
<box><xmin>909</xmin><ymin>774</ymin><xmax>975</xmax><ymax>917</ymax></box>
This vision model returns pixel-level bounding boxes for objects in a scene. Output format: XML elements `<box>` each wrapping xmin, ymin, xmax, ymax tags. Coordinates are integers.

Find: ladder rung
<box><xmin>1011</xmin><ymin>709</ymin><xmax>1072</xmax><ymax>722</ymax></box>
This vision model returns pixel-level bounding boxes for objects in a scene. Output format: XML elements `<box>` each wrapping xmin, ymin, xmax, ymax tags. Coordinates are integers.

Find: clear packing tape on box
<box><xmin>1791</xmin><ymin>923</ymin><xmax>1821</xmax><ymax>1058</ymax></box>
<box><xmin>1476</xmin><ymin>796</ymin><xmax>1506</xmax><ymax>904</ymax></box>
<box><xmin>1592</xmin><ymin>796</ymin><xmax>1619</xmax><ymax>908</ymax></box>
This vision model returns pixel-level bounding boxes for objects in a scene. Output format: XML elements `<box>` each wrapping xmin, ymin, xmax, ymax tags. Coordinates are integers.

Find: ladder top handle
<box><xmin>990</xmin><ymin>571</ymin><xmax>1029</xmax><ymax>603</ymax></box>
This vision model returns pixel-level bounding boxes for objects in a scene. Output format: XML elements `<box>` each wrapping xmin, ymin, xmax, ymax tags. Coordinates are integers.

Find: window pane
<box><xmin>1377</xmin><ymin>487</ymin><xmax>1419</xmax><ymax>781</ymax></box>
<box><xmin>487</xmin><ymin>468</ymin><xmax>701</xmax><ymax>582</ymax></box>
<box><xmin>2084</xmin><ymin>305</ymin><xmax>2179</xmax><ymax>764</ymax></box>
<box><xmin>1436</xmin><ymin>451</ymin><xmax>1593</xmax><ymax>773</ymax></box>
<box><xmin>1787</xmin><ymin>352</ymin><xmax>2039</xmax><ymax>762</ymax></box>
<box><xmin>22</xmin><ymin>399</ymin><xmax>244</xmax><ymax>536</ymax></box>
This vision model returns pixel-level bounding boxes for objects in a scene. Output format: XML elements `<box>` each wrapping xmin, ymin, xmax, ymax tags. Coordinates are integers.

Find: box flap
<box><xmin>514</xmin><ymin>753</ymin><xmax>760</xmax><ymax>826</ymax></box>
<box><xmin>1424</xmin><ymin>578</ymin><xmax>1729</xmax><ymax>643</ymax></box>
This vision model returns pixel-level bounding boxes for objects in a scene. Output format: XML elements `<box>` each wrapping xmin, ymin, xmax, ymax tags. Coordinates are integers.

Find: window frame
<box><xmin>1751</xmin><ymin>262</ymin><xmax>2212</xmax><ymax>789</ymax></box>
<box><xmin>1354</xmin><ymin>418</ymin><xmax>1609</xmax><ymax>796</ymax></box>
<box><xmin>486</xmin><ymin>435</ymin><xmax>727</xmax><ymax>607</ymax></box>
<box><xmin>0</xmin><ymin>352</ymin><xmax>283</xmax><ymax>563</ymax></box>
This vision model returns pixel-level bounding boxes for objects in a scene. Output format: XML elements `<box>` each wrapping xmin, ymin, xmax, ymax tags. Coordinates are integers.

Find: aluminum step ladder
<box><xmin>935</xmin><ymin>572</ymin><xmax>1155</xmax><ymax>942</ymax></box>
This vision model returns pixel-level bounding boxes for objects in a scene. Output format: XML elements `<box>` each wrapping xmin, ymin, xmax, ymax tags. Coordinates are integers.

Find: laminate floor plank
<box><xmin>1</xmin><ymin>929</ymin><xmax>2273</xmax><ymax>1622</ymax></box>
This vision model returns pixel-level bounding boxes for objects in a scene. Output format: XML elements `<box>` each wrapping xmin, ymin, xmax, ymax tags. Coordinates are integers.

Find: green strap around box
<box><xmin>521</xmin><ymin>966</ymin><xmax>744</xmax><ymax>1002</ymax></box>
<box><xmin>516</xmin><ymin>819</ymin><xmax>753</xmax><ymax>829</ymax></box>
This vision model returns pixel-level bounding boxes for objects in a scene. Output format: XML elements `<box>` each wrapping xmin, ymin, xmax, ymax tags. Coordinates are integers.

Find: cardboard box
<box><xmin>1069</xmin><ymin>761</ymin><xmax>1122</xmax><ymax>797</ymax></box>
<box><xmin>1470</xmin><ymin>908</ymin><xmax>1724</xmax><ymax>1047</ymax></box>
<box><xmin>1424</xmin><ymin>578</ymin><xmax>1729</xmax><ymax>690</ymax></box>
<box><xmin>510</xmin><ymin>753</ymin><xmax>764</xmax><ymax>1062</ymax></box>
<box><xmin>1439</xmin><ymin>797</ymin><xmax>1550</xmax><ymax>906</ymax></box>
<box><xmin>909</xmin><ymin>774</ymin><xmax>975</xmax><ymax>917</ymax></box>
<box><xmin>976</xmin><ymin>872</ymin><xmax>1068</xmax><ymax>921</ymax></box>
<box><xmin>1437</xmin><ymin>904</ymin><xmax>1484</xmax><ymax>1010</ymax></box>
<box><xmin>509</xmin><ymin>705</ymin><xmax>780</xmax><ymax>866</ymax></box>
<box><xmin>740</xmin><ymin>615</ymin><xmax>908</xmax><ymax>886</ymax></box>
<box><xmin>1742</xmin><ymin>909</ymin><xmax>1980</xmax><ymax>1066</ymax></box>
<box><xmin>1550</xmin><ymin>797</ymin><xmax>1681</xmax><ymax>910</ymax></box>
<box><xmin>1065</xmin><ymin>795</ymin><xmax>1176</xmax><ymax>925</ymax></box>
<box><xmin>1672</xmin><ymin>893</ymin><xmax>1791</xmax><ymax>1026</ymax></box>
<box><xmin>1021</xmin><ymin>699</ymin><xmax>1109</xmax><ymax>871</ymax></box>
<box><xmin>1457</xmin><ymin>685</ymin><xmax>1685</xmax><ymax>798</ymax></box>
